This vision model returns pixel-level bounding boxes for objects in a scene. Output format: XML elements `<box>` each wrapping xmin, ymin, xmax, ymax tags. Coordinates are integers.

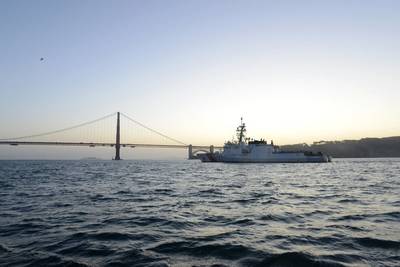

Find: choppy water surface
<box><xmin>0</xmin><ymin>159</ymin><xmax>399</xmax><ymax>267</ymax></box>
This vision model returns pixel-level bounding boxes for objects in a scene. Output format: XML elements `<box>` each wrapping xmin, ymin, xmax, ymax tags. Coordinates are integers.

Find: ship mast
<box><xmin>236</xmin><ymin>117</ymin><xmax>247</xmax><ymax>143</ymax></box>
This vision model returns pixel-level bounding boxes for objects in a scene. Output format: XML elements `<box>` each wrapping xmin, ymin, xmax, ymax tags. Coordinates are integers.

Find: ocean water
<box><xmin>0</xmin><ymin>159</ymin><xmax>399</xmax><ymax>267</ymax></box>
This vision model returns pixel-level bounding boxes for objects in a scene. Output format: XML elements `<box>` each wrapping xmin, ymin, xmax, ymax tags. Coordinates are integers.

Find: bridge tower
<box><xmin>114</xmin><ymin>112</ymin><xmax>121</xmax><ymax>160</ymax></box>
<box><xmin>188</xmin><ymin>144</ymin><xmax>194</xmax><ymax>159</ymax></box>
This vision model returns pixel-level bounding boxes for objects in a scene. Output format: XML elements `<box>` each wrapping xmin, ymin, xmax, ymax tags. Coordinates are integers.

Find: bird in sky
<box><xmin>40</xmin><ymin>58</ymin><xmax>44</xmax><ymax>61</ymax></box>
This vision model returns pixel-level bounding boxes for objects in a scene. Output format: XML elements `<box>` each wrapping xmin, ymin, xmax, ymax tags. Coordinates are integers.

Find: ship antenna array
<box><xmin>236</xmin><ymin>117</ymin><xmax>247</xmax><ymax>143</ymax></box>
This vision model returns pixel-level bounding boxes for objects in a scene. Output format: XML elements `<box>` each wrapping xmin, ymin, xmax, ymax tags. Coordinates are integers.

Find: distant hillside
<box><xmin>280</xmin><ymin>136</ymin><xmax>400</xmax><ymax>158</ymax></box>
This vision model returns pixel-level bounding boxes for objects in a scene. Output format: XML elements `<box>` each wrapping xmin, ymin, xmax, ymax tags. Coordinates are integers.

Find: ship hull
<box><xmin>198</xmin><ymin>153</ymin><xmax>331</xmax><ymax>163</ymax></box>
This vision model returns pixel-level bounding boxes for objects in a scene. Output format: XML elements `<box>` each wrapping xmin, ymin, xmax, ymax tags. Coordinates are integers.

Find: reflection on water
<box><xmin>0</xmin><ymin>159</ymin><xmax>399</xmax><ymax>266</ymax></box>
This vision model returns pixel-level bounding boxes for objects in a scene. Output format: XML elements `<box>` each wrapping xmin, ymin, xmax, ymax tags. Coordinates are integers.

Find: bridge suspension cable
<box><xmin>0</xmin><ymin>111</ymin><xmax>221</xmax><ymax>159</ymax></box>
<box><xmin>0</xmin><ymin>112</ymin><xmax>117</xmax><ymax>141</ymax></box>
<box><xmin>120</xmin><ymin>112</ymin><xmax>187</xmax><ymax>146</ymax></box>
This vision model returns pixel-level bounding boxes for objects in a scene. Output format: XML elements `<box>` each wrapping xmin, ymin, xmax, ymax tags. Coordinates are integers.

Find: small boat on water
<box><xmin>198</xmin><ymin>118</ymin><xmax>331</xmax><ymax>163</ymax></box>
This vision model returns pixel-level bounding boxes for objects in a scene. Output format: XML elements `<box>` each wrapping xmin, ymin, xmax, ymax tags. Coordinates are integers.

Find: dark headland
<box><xmin>281</xmin><ymin>136</ymin><xmax>400</xmax><ymax>158</ymax></box>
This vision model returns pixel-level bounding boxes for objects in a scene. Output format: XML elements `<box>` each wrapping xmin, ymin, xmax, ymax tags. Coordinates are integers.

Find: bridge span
<box><xmin>0</xmin><ymin>112</ymin><xmax>223</xmax><ymax>160</ymax></box>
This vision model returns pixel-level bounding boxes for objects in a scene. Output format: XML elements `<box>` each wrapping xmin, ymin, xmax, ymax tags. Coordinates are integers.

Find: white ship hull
<box><xmin>198</xmin><ymin>152</ymin><xmax>331</xmax><ymax>163</ymax></box>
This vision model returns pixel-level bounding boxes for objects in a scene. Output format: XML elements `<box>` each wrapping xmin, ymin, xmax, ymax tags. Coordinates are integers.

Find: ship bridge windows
<box><xmin>248</xmin><ymin>139</ymin><xmax>267</xmax><ymax>145</ymax></box>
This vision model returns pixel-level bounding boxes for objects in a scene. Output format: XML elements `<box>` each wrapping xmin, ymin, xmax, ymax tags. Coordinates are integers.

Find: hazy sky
<box><xmin>0</xmin><ymin>0</ymin><xmax>399</xmax><ymax>159</ymax></box>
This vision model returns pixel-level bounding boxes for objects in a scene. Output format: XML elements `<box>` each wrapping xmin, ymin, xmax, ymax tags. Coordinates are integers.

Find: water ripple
<box><xmin>0</xmin><ymin>158</ymin><xmax>399</xmax><ymax>266</ymax></box>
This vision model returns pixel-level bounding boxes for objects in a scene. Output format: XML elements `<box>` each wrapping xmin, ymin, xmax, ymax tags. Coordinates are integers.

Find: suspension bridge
<box><xmin>0</xmin><ymin>112</ymin><xmax>222</xmax><ymax>160</ymax></box>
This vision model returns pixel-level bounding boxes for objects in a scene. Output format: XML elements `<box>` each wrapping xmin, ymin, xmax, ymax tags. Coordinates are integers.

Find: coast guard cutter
<box><xmin>198</xmin><ymin>118</ymin><xmax>331</xmax><ymax>163</ymax></box>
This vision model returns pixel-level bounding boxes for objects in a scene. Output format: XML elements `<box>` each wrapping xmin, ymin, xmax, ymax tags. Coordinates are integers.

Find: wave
<box><xmin>376</xmin><ymin>211</ymin><xmax>400</xmax><ymax>220</ymax></box>
<box><xmin>150</xmin><ymin>241</ymin><xmax>260</xmax><ymax>260</ymax></box>
<box><xmin>0</xmin><ymin>244</ymin><xmax>10</xmax><ymax>253</ymax></box>
<box><xmin>198</xmin><ymin>188</ymin><xmax>223</xmax><ymax>196</ymax></box>
<box><xmin>58</xmin><ymin>243</ymin><xmax>114</xmax><ymax>257</ymax></box>
<box><xmin>263</xmin><ymin>234</ymin><xmax>352</xmax><ymax>250</ymax></box>
<box><xmin>104</xmin><ymin>248</ymin><xmax>169</xmax><ymax>267</ymax></box>
<box><xmin>0</xmin><ymin>251</ymin><xmax>89</xmax><ymax>267</ymax></box>
<box><xmin>150</xmin><ymin>243</ymin><xmax>347</xmax><ymax>267</ymax></box>
<box><xmin>102</xmin><ymin>216</ymin><xmax>193</xmax><ymax>228</ymax></box>
<box><xmin>354</xmin><ymin>237</ymin><xmax>400</xmax><ymax>249</ymax></box>
<box><xmin>326</xmin><ymin>224</ymin><xmax>366</xmax><ymax>232</ymax></box>
<box><xmin>0</xmin><ymin>222</ymin><xmax>48</xmax><ymax>237</ymax></box>
<box><xmin>114</xmin><ymin>189</ymin><xmax>133</xmax><ymax>195</ymax></box>
<box><xmin>29</xmin><ymin>255</ymin><xmax>89</xmax><ymax>267</ymax></box>
<box><xmin>232</xmin><ymin>198</ymin><xmax>258</xmax><ymax>204</ymax></box>
<box><xmin>89</xmin><ymin>194</ymin><xmax>116</xmax><ymax>202</ymax></box>
<box><xmin>253</xmin><ymin>252</ymin><xmax>346</xmax><ymax>267</ymax></box>
<box><xmin>258</xmin><ymin>213</ymin><xmax>304</xmax><ymax>223</ymax></box>
<box><xmin>337</xmin><ymin>198</ymin><xmax>360</xmax><ymax>203</ymax></box>
<box><xmin>229</xmin><ymin>218</ymin><xmax>255</xmax><ymax>226</ymax></box>
<box><xmin>332</xmin><ymin>211</ymin><xmax>400</xmax><ymax>222</ymax></box>
<box><xmin>330</xmin><ymin>214</ymin><xmax>367</xmax><ymax>221</ymax></box>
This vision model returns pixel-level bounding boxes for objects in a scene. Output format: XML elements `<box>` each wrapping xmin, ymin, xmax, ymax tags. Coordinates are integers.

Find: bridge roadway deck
<box><xmin>0</xmin><ymin>141</ymin><xmax>223</xmax><ymax>150</ymax></box>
